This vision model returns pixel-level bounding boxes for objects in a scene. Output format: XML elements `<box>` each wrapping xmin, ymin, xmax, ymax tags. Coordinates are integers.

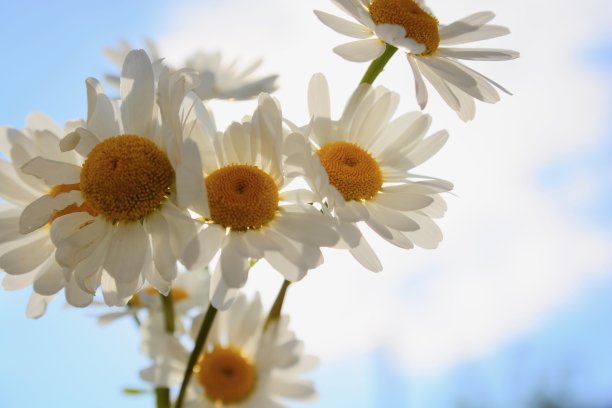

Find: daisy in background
<box><xmin>18</xmin><ymin>49</ymin><xmax>202</xmax><ymax>307</ymax></box>
<box><xmin>97</xmin><ymin>269</ymin><xmax>210</xmax><ymax>327</ymax></box>
<box><xmin>314</xmin><ymin>0</ymin><xmax>519</xmax><ymax>120</ymax></box>
<box><xmin>181</xmin><ymin>93</ymin><xmax>339</xmax><ymax>310</ymax></box>
<box><xmin>140</xmin><ymin>293</ymin><xmax>318</xmax><ymax>407</ymax></box>
<box><xmin>285</xmin><ymin>73</ymin><xmax>451</xmax><ymax>272</ymax></box>
<box><xmin>0</xmin><ymin>113</ymin><xmax>95</xmax><ymax>317</ymax></box>
<box><xmin>104</xmin><ymin>39</ymin><xmax>278</xmax><ymax>101</ymax></box>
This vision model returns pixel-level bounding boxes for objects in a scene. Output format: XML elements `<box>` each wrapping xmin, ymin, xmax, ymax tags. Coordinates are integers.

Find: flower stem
<box><xmin>359</xmin><ymin>43</ymin><xmax>398</xmax><ymax>85</ymax></box>
<box><xmin>175</xmin><ymin>304</ymin><xmax>218</xmax><ymax>408</ymax></box>
<box><xmin>156</xmin><ymin>293</ymin><xmax>176</xmax><ymax>408</ymax></box>
<box><xmin>155</xmin><ymin>388</ymin><xmax>171</xmax><ymax>408</ymax></box>
<box><xmin>265</xmin><ymin>279</ymin><xmax>292</xmax><ymax>330</ymax></box>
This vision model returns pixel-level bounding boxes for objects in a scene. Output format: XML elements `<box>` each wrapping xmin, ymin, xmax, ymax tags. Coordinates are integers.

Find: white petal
<box><xmin>333</xmin><ymin>39</ymin><xmax>385</xmax><ymax>62</ymax></box>
<box><xmin>308</xmin><ymin>73</ymin><xmax>331</xmax><ymax>120</ymax></box>
<box><xmin>407</xmin><ymin>55</ymin><xmax>428</xmax><ymax>109</ymax></box>
<box><xmin>406</xmin><ymin>129</ymin><xmax>449</xmax><ymax>168</ymax></box>
<box><xmin>53</xmin><ymin>214</ymin><xmax>108</xmax><ymax>269</ymax></box>
<box><xmin>104</xmin><ymin>223</ymin><xmax>148</xmax><ymax>283</ymax></box>
<box><xmin>416</xmin><ymin>59</ymin><xmax>462</xmax><ymax>114</ymax></box>
<box><xmin>182</xmin><ymin>224</ymin><xmax>226</xmax><ymax>271</ymax></box>
<box><xmin>25</xmin><ymin>112</ymin><xmax>62</xmax><ymax>135</ymax></box>
<box><xmin>269</xmin><ymin>380</ymin><xmax>316</xmax><ymax>400</ymax></box>
<box><xmin>120</xmin><ymin>50</ymin><xmax>155</xmax><ymax>136</ymax></box>
<box><xmin>65</xmin><ymin>276</ymin><xmax>95</xmax><ymax>307</ymax></box>
<box><xmin>438</xmin><ymin>47</ymin><xmax>519</xmax><ymax>61</ymax></box>
<box><xmin>349</xmin><ymin>235</ymin><xmax>382</xmax><ymax>272</ymax></box>
<box><xmin>21</xmin><ymin>157</ymin><xmax>81</xmax><ymax>185</ymax></box>
<box><xmin>86</xmin><ymin>78</ymin><xmax>120</xmax><ymax>138</ymax></box>
<box><xmin>19</xmin><ymin>191</ymin><xmax>83</xmax><ymax>234</ymax></box>
<box><xmin>374</xmin><ymin>24</ymin><xmax>426</xmax><ymax>53</ymax></box>
<box><xmin>366</xmin><ymin>202</ymin><xmax>421</xmax><ymax>230</ymax></box>
<box><xmin>273</xmin><ymin>211</ymin><xmax>339</xmax><ymax>247</ymax></box>
<box><xmin>219</xmin><ymin>237</ymin><xmax>250</xmax><ymax>288</ymax></box>
<box><xmin>335</xmin><ymin>200</ymin><xmax>369</xmax><ymax>222</ymax></box>
<box><xmin>0</xmin><ymin>236</ymin><xmax>53</xmax><ymax>275</ymax></box>
<box><xmin>438</xmin><ymin>11</ymin><xmax>496</xmax><ymax>41</ymax></box>
<box><xmin>314</xmin><ymin>10</ymin><xmax>373</xmax><ymax>39</ymax></box>
<box><xmin>60</xmin><ymin>127</ymin><xmax>99</xmax><ymax>156</ymax></box>
<box><xmin>33</xmin><ymin>260</ymin><xmax>66</xmax><ymax>295</ymax></box>
<box><xmin>209</xmin><ymin>266</ymin><xmax>238</xmax><ymax>310</ymax></box>
<box><xmin>26</xmin><ymin>293</ymin><xmax>54</xmax><ymax>318</ymax></box>
<box><xmin>145</xmin><ymin>213</ymin><xmax>178</xmax><ymax>282</ymax></box>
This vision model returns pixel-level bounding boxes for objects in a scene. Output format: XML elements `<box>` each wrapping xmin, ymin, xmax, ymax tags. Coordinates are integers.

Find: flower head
<box><xmin>18</xmin><ymin>50</ymin><xmax>201</xmax><ymax>306</ymax></box>
<box><xmin>315</xmin><ymin>0</ymin><xmax>519</xmax><ymax>120</ymax></box>
<box><xmin>286</xmin><ymin>74</ymin><xmax>452</xmax><ymax>271</ymax></box>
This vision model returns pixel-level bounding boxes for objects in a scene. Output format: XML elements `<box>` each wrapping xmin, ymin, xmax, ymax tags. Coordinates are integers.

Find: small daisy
<box><xmin>140</xmin><ymin>293</ymin><xmax>318</xmax><ymax>407</ymax></box>
<box><xmin>18</xmin><ymin>49</ymin><xmax>201</xmax><ymax>306</ymax></box>
<box><xmin>314</xmin><ymin>0</ymin><xmax>519</xmax><ymax>120</ymax></box>
<box><xmin>97</xmin><ymin>269</ymin><xmax>210</xmax><ymax>326</ymax></box>
<box><xmin>285</xmin><ymin>74</ymin><xmax>452</xmax><ymax>271</ymax></box>
<box><xmin>104</xmin><ymin>39</ymin><xmax>278</xmax><ymax>101</ymax></box>
<box><xmin>181</xmin><ymin>94</ymin><xmax>339</xmax><ymax>310</ymax></box>
<box><xmin>0</xmin><ymin>113</ymin><xmax>95</xmax><ymax>316</ymax></box>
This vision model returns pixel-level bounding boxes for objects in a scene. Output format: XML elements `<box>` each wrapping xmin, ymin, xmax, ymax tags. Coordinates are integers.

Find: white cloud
<box><xmin>155</xmin><ymin>0</ymin><xmax>612</xmax><ymax>372</ymax></box>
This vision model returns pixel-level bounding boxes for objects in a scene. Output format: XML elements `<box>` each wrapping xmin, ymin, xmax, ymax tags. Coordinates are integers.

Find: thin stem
<box><xmin>175</xmin><ymin>304</ymin><xmax>218</xmax><ymax>408</ymax></box>
<box><xmin>155</xmin><ymin>387</ymin><xmax>171</xmax><ymax>408</ymax></box>
<box><xmin>155</xmin><ymin>293</ymin><xmax>175</xmax><ymax>408</ymax></box>
<box><xmin>160</xmin><ymin>293</ymin><xmax>175</xmax><ymax>334</ymax></box>
<box><xmin>359</xmin><ymin>43</ymin><xmax>398</xmax><ymax>85</ymax></box>
<box><xmin>265</xmin><ymin>279</ymin><xmax>292</xmax><ymax>330</ymax></box>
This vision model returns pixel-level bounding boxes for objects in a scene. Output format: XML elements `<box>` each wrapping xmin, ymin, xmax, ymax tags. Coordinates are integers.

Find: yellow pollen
<box><xmin>369</xmin><ymin>0</ymin><xmax>440</xmax><ymax>54</ymax></box>
<box><xmin>195</xmin><ymin>346</ymin><xmax>256</xmax><ymax>404</ymax></box>
<box><xmin>205</xmin><ymin>164</ymin><xmax>279</xmax><ymax>231</ymax></box>
<box><xmin>127</xmin><ymin>293</ymin><xmax>142</xmax><ymax>308</ymax></box>
<box><xmin>47</xmin><ymin>183</ymin><xmax>97</xmax><ymax>224</ymax></box>
<box><xmin>79</xmin><ymin>135</ymin><xmax>174</xmax><ymax>223</ymax></box>
<box><xmin>317</xmin><ymin>141</ymin><xmax>383</xmax><ymax>202</ymax></box>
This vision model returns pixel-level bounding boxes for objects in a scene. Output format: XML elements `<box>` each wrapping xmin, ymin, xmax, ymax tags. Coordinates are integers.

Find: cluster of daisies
<box><xmin>0</xmin><ymin>0</ymin><xmax>517</xmax><ymax>406</ymax></box>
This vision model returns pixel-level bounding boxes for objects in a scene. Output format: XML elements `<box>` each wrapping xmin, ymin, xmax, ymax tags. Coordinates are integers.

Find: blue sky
<box><xmin>1</xmin><ymin>1</ymin><xmax>612</xmax><ymax>407</ymax></box>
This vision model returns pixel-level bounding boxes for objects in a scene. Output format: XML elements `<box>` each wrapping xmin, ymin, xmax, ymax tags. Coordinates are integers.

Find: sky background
<box><xmin>1</xmin><ymin>0</ymin><xmax>612</xmax><ymax>407</ymax></box>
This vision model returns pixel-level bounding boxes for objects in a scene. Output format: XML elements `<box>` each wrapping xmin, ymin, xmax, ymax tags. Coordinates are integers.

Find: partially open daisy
<box><xmin>140</xmin><ymin>293</ymin><xmax>317</xmax><ymax>407</ymax></box>
<box><xmin>181</xmin><ymin>94</ymin><xmax>339</xmax><ymax>310</ymax></box>
<box><xmin>285</xmin><ymin>74</ymin><xmax>452</xmax><ymax>271</ymax></box>
<box><xmin>0</xmin><ymin>113</ymin><xmax>96</xmax><ymax>317</ymax></box>
<box><xmin>314</xmin><ymin>0</ymin><xmax>519</xmax><ymax>120</ymax></box>
<box><xmin>104</xmin><ymin>39</ymin><xmax>278</xmax><ymax>101</ymax></box>
<box><xmin>98</xmin><ymin>269</ymin><xmax>210</xmax><ymax>326</ymax></box>
<box><xmin>18</xmin><ymin>50</ymin><xmax>200</xmax><ymax>306</ymax></box>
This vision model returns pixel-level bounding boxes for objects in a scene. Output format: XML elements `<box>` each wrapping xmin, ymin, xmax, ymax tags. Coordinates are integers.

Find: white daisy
<box><xmin>181</xmin><ymin>93</ymin><xmax>339</xmax><ymax>310</ymax></box>
<box><xmin>285</xmin><ymin>74</ymin><xmax>452</xmax><ymax>271</ymax></box>
<box><xmin>0</xmin><ymin>113</ymin><xmax>95</xmax><ymax>317</ymax></box>
<box><xmin>104</xmin><ymin>39</ymin><xmax>278</xmax><ymax>101</ymax></box>
<box><xmin>315</xmin><ymin>0</ymin><xmax>519</xmax><ymax>120</ymax></box>
<box><xmin>140</xmin><ymin>293</ymin><xmax>318</xmax><ymax>407</ymax></box>
<box><xmin>18</xmin><ymin>49</ymin><xmax>202</xmax><ymax>306</ymax></box>
<box><xmin>97</xmin><ymin>269</ymin><xmax>210</xmax><ymax>326</ymax></box>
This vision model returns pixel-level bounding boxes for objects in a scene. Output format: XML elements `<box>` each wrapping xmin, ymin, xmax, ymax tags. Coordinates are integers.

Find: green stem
<box><xmin>175</xmin><ymin>304</ymin><xmax>218</xmax><ymax>408</ymax></box>
<box><xmin>359</xmin><ymin>43</ymin><xmax>398</xmax><ymax>85</ymax></box>
<box><xmin>155</xmin><ymin>387</ymin><xmax>171</xmax><ymax>408</ymax></box>
<box><xmin>160</xmin><ymin>293</ymin><xmax>175</xmax><ymax>334</ymax></box>
<box><xmin>265</xmin><ymin>280</ymin><xmax>292</xmax><ymax>330</ymax></box>
<box><xmin>155</xmin><ymin>293</ymin><xmax>176</xmax><ymax>408</ymax></box>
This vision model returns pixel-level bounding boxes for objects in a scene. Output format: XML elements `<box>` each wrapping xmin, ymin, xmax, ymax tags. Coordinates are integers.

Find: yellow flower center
<box><xmin>317</xmin><ymin>141</ymin><xmax>383</xmax><ymax>201</ymax></box>
<box><xmin>48</xmin><ymin>183</ymin><xmax>97</xmax><ymax>224</ymax></box>
<box><xmin>195</xmin><ymin>346</ymin><xmax>256</xmax><ymax>404</ymax></box>
<box><xmin>128</xmin><ymin>287</ymin><xmax>190</xmax><ymax>308</ymax></box>
<box><xmin>369</xmin><ymin>0</ymin><xmax>440</xmax><ymax>54</ymax></box>
<box><xmin>80</xmin><ymin>135</ymin><xmax>174</xmax><ymax>223</ymax></box>
<box><xmin>205</xmin><ymin>164</ymin><xmax>279</xmax><ymax>231</ymax></box>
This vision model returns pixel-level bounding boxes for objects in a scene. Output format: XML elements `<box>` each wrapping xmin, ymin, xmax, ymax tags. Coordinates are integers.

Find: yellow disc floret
<box><xmin>195</xmin><ymin>346</ymin><xmax>256</xmax><ymax>404</ymax></box>
<box><xmin>80</xmin><ymin>135</ymin><xmax>174</xmax><ymax>223</ymax></box>
<box><xmin>205</xmin><ymin>164</ymin><xmax>279</xmax><ymax>231</ymax></box>
<box><xmin>317</xmin><ymin>141</ymin><xmax>383</xmax><ymax>201</ymax></box>
<box><xmin>369</xmin><ymin>0</ymin><xmax>440</xmax><ymax>54</ymax></box>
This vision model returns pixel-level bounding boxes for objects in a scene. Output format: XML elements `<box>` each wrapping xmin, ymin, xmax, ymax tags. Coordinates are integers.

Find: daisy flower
<box><xmin>97</xmin><ymin>269</ymin><xmax>210</xmax><ymax>326</ymax></box>
<box><xmin>285</xmin><ymin>74</ymin><xmax>452</xmax><ymax>271</ymax></box>
<box><xmin>104</xmin><ymin>39</ymin><xmax>278</xmax><ymax>101</ymax></box>
<box><xmin>18</xmin><ymin>49</ymin><xmax>201</xmax><ymax>306</ymax></box>
<box><xmin>140</xmin><ymin>293</ymin><xmax>318</xmax><ymax>407</ymax></box>
<box><xmin>182</xmin><ymin>93</ymin><xmax>339</xmax><ymax>310</ymax></box>
<box><xmin>314</xmin><ymin>0</ymin><xmax>519</xmax><ymax>120</ymax></box>
<box><xmin>0</xmin><ymin>113</ymin><xmax>95</xmax><ymax>317</ymax></box>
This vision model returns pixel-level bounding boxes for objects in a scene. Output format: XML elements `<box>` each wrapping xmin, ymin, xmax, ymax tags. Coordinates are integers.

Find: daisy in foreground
<box><xmin>140</xmin><ymin>293</ymin><xmax>317</xmax><ymax>407</ymax></box>
<box><xmin>0</xmin><ymin>114</ymin><xmax>95</xmax><ymax>316</ymax></box>
<box><xmin>104</xmin><ymin>39</ymin><xmax>278</xmax><ymax>101</ymax></box>
<box><xmin>314</xmin><ymin>0</ymin><xmax>519</xmax><ymax>120</ymax></box>
<box><xmin>285</xmin><ymin>74</ymin><xmax>452</xmax><ymax>272</ymax></box>
<box><xmin>18</xmin><ymin>49</ymin><xmax>200</xmax><ymax>306</ymax></box>
<box><xmin>182</xmin><ymin>94</ymin><xmax>339</xmax><ymax>310</ymax></box>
